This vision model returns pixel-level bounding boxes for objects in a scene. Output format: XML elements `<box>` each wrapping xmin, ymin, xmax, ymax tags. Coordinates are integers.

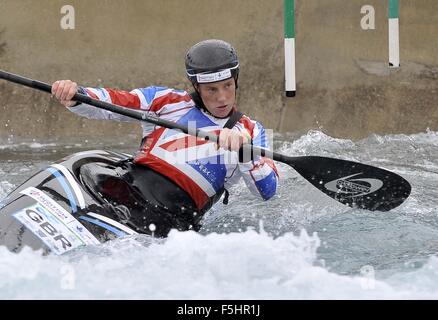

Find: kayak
<box><xmin>0</xmin><ymin>150</ymin><xmax>200</xmax><ymax>255</ymax></box>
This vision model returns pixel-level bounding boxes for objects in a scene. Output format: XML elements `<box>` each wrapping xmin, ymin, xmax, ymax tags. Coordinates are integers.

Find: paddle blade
<box><xmin>279</xmin><ymin>155</ymin><xmax>411</xmax><ymax>211</ymax></box>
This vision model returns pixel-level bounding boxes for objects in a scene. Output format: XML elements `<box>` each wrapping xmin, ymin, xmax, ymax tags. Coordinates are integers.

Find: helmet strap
<box><xmin>189</xmin><ymin>89</ymin><xmax>208</xmax><ymax>112</ymax></box>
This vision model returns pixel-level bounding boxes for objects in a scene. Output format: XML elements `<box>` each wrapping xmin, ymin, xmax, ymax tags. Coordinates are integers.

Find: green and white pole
<box><xmin>388</xmin><ymin>0</ymin><xmax>400</xmax><ymax>67</ymax></box>
<box><xmin>284</xmin><ymin>0</ymin><xmax>296</xmax><ymax>97</ymax></box>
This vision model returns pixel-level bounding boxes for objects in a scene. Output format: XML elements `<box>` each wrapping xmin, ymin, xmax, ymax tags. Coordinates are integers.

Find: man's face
<box><xmin>196</xmin><ymin>78</ymin><xmax>236</xmax><ymax>118</ymax></box>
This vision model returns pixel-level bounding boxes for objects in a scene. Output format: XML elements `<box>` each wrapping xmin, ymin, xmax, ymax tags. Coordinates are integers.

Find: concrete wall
<box><xmin>0</xmin><ymin>0</ymin><xmax>437</xmax><ymax>143</ymax></box>
<box><xmin>282</xmin><ymin>0</ymin><xmax>438</xmax><ymax>139</ymax></box>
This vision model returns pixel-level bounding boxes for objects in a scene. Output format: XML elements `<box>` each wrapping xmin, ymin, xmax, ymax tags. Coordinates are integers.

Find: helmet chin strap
<box><xmin>189</xmin><ymin>88</ymin><xmax>207</xmax><ymax>111</ymax></box>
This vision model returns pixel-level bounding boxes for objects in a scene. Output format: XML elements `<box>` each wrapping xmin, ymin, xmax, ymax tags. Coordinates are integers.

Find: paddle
<box><xmin>0</xmin><ymin>69</ymin><xmax>411</xmax><ymax>211</ymax></box>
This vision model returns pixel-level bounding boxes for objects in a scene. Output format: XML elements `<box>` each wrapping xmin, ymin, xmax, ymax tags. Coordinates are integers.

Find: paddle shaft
<box><xmin>0</xmin><ymin>69</ymin><xmax>273</xmax><ymax>161</ymax></box>
<box><xmin>0</xmin><ymin>69</ymin><xmax>412</xmax><ymax>211</ymax></box>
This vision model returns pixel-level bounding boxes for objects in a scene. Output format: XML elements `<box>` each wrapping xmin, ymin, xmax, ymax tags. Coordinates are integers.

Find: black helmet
<box><xmin>185</xmin><ymin>39</ymin><xmax>239</xmax><ymax>85</ymax></box>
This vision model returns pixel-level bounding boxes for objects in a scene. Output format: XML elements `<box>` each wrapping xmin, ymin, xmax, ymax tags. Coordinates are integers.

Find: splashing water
<box><xmin>0</xmin><ymin>130</ymin><xmax>437</xmax><ymax>299</ymax></box>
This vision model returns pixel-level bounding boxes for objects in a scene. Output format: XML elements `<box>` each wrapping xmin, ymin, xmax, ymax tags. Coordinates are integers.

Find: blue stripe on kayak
<box><xmin>79</xmin><ymin>216</ymin><xmax>127</xmax><ymax>238</ymax></box>
<box><xmin>46</xmin><ymin>167</ymin><xmax>78</xmax><ymax>213</ymax></box>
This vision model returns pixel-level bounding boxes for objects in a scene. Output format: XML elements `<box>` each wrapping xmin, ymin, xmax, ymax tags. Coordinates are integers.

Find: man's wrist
<box><xmin>70</xmin><ymin>86</ymin><xmax>86</xmax><ymax>108</ymax></box>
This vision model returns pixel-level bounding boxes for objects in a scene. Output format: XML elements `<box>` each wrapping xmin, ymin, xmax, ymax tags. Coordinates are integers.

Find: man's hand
<box><xmin>51</xmin><ymin>80</ymin><xmax>79</xmax><ymax>108</ymax></box>
<box><xmin>218</xmin><ymin>128</ymin><xmax>251</xmax><ymax>152</ymax></box>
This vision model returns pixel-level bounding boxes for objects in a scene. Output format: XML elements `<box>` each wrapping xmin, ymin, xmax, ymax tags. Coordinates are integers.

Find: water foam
<box><xmin>1</xmin><ymin>130</ymin><xmax>438</xmax><ymax>299</ymax></box>
<box><xmin>1</xmin><ymin>229</ymin><xmax>437</xmax><ymax>299</ymax></box>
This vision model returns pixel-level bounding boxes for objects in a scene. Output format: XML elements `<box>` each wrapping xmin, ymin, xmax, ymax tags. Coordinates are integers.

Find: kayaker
<box><xmin>51</xmin><ymin>39</ymin><xmax>279</xmax><ymax>237</ymax></box>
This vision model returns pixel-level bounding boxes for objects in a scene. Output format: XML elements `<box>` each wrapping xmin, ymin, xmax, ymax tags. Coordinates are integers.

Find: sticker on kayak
<box><xmin>19</xmin><ymin>187</ymin><xmax>100</xmax><ymax>246</ymax></box>
<box><xmin>13</xmin><ymin>203</ymin><xmax>87</xmax><ymax>255</ymax></box>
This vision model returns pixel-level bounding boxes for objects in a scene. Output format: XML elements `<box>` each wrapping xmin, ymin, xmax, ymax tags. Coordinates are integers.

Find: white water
<box><xmin>0</xmin><ymin>130</ymin><xmax>437</xmax><ymax>299</ymax></box>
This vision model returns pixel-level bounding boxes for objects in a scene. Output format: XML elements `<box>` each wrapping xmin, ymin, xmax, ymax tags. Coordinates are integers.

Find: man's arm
<box><xmin>51</xmin><ymin>80</ymin><xmax>185</xmax><ymax>121</ymax></box>
<box><xmin>229</xmin><ymin>119</ymin><xmax>279</xmax><ymax>200</ymax></box>
<box><xmin>52</xmin><ymin>79</ymin><xmax>144</xmax><ymax>121</ymax></box>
